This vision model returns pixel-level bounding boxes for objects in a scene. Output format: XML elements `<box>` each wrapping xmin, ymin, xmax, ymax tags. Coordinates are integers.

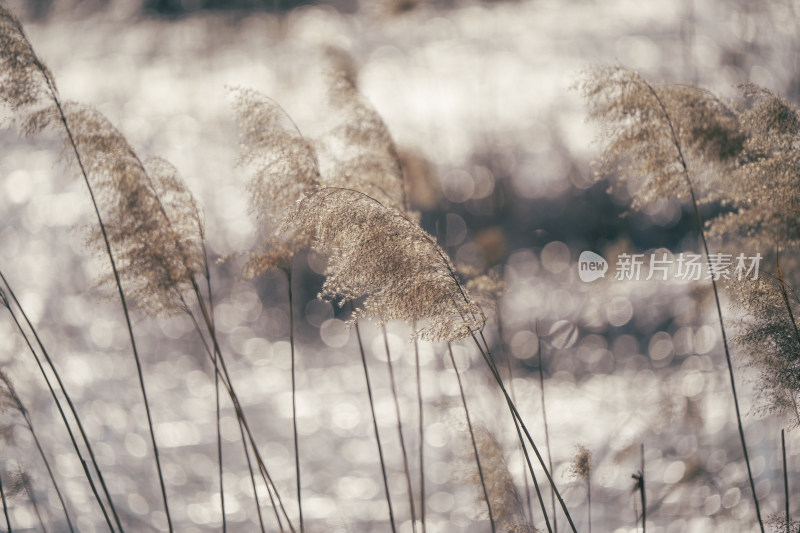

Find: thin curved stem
<box><xmin>214</xmin><ymin>322</ymin><xmax>226</xmax><ymax>532</ymax></box>
<box><xmin>0</xmin><ymin>468</ymin><xmax>11</xmax><ymax>533</ymax></box>
<box><xmin>640</xmin><ymin>444</ymin><xmax>646</xmax><ymax>533</ymax></box>
<box><xmin>383</xmin><ymin>325</ymin><xmax>417</xmax><ymax>533</ymax></box>
<box><xmin>535</xmin><ymin>323</ymin><xmax>557</xmax><ymax>533</ymax></box>
<box><xmin>45</xmin><ymin>81</ymin><xmax>168</xmax><ymax>533</ymax></box>
<box><xmin>1</xmin><ymin>371</ymin><xmax>74</xmax><ymax>532</ymax></box>
<box><xmin>351</xmin><ymin>305</ymin><xmax>397</xmax><ymax>533</ymax></box>
<box><xmin>286</xmin><ymin>267</ymin><xmax>304</xmax><ymax>533</ymax></box>
<box><xmin>447</xmin><ymin>343</ymin><xmax>495</xmax><ymax>533</ymax></box>
<box><xmin>0</xmin><ymin>270</ymin><xmax>115</xmax><ymax>532</ymax></box>
<box><xmin>473</xmin><ymin>333</ymin><xmax>578</xmax><ymax>533</ymax></box>
<box><xmin>643</xmin><ymin>80</ymin><xmax>763</xmax><ymax>533</ymax></box>
<box><xmin>783</xmin><ymin>430</ymin><xmax>790</xmax><ymax>533</ymax></box>
<box><xmin>484</xmin><ymin>330</ymin><xmax>552</xmax><ymax>533</ymax></box>
<box><xmin>183</xmin><ymin>302</ymin><xmax>290</xmax><ymax>532</ymax></box>
<box><xmin>239</xmin><ymin>417</ymin><xmax>267</xmax><ymax>533</ymax></box>
<box><xmin>496</xmin><ymin>306</ymin><xmax>532</xmax><ymax>522</ymax></box>
<box><xmin>413</xmin><ymin>332</ymin><xmax>426</xmax><ymax>533</ymax></box>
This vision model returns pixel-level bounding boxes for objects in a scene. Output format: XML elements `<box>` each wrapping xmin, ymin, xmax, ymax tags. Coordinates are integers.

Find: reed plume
<box><xmin>0</xmin><ymin>5</ymin><xmax>52</xmax><ymax>113</ymax></box>
<box><xmin>728</xmin><ymin>276</ymin><xmax>800</xmax><ymax>422</ymax></box>
<box><xmin>472</xmin><ymin>426</ymin><xmax>536</xmax><ymax>533</ymax></box>
<box><xmin>581</xmin><ymin>65</ymin><xmax>743</xmax><ymax>210</ymax></box>
<box><xmin>289</xmin><ymin>187</ymin><xmax>485</xmax><ymax>341</ymax></box>
<box><xmin>569</xmin><ymin>445</ymin><xmax>591</xmax><ymax>533</ymax></box>
<box><xmin>233</xmin><ymin>87</ymin><xmax>320</xmax><ymax>278</ymax></box>
<box><xmin>708</xmin><ymin>85</ymin><xmax>800</xmax><ymax>247</ymax></box>
<box><xmin>581</xmin><ymin>65</ymin><xmax>763</xmax><ymax>532</ymax></box>
<box><xmin>320</xmin><ymin>48</ymin><xmax>406</xmax><ymax>212</ymax></box>
<box><xmin>234</xmin><ymin>86</ymin><xmax>320</xmax><ymax>532</ymax></box>
<box><xmin>0</xmin><ymin>8</ymin><xmax>178</xmax><ymax>528</ymax></box>
<box><xmin>23</xmin><ymin>103</ymin><xmax>206</xmax><ymax>314</ymax></box>
<box><xmin>703</xmin><ymin>86</ymin><xmax>800</xmax><ymax>425</ymax></box>
<box><xmin>320</xmin><ymin>54</ymin><xmax>422</xmax><ymax>531</ymax></box>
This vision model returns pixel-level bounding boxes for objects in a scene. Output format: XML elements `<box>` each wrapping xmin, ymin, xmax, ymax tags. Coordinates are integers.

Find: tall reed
<box><xmin>0</xmin><ymin>269</ymin><xmax>117</xmax><ymax>530</ymax></box>
<box><xmin>0</xmin><ymin>8</ymin><xmax>175</xmax><ymax>529</ymax></box>
<box><xmin>234</xmin><ymin>87</ymin><xmax>321</xmax><ymax>532</ymax></box>
<box><xmin>0</xmin><ymin>370</ymin><xmax>74</xmax><ymax>532</ymax></box>
<box><xmin>581</xmin><ymin>65</ymin><xmax>762</xmax><ymax>532</ymax></box>
<box><xmin>353</xmin><ymin>304</ymin><xmax>398</xmax><ymax>533</ymax></box>
<box><xmin>447</xmin><ymin>343</ymin><xmax>495</xmax><ymax>532</ymax></box>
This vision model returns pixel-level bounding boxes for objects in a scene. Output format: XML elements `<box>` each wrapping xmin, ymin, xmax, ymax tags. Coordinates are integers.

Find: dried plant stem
<box><xmin>446</xmin><ymin>343</ymin><xmax>495</xmax><ymax>533</ymax></box>
<box><xmin>193</xmin><ymin>288</ymin><xmax>295</xmax><ymax>531</ymax></box>
<box><xmin>238</xmin><ymin>410</ymin><xmax>267</xmax><ymax>533</ymax></box>
<box><xmin>643</xmin><ymin>82</ymin><xmax>764</xmax><ymax>533</ymax></box>
<box><xmin>184</xmin><ymin>300</ymin><xmax>292</xmax><ymax>532</ymax></box>
<box><xmin>496</xmin><ymin>314</ymin><xmax>551</xmax><ymax>532</ymax></box>
<box><xmin>194</xmin><ymin>244</ymin><xmax>227</xmax><ymax>533</ymax></box>
<box><xmin>511</xmin><ymin>407</ymin><xmax>552</xmax><ymax>533</ymax></box>
<box><xmin>285</xmin><ymin>267</ymin><xmax>304</xmax><ymax>533</ymax></box>
<box><xmin>496</xmin><ymin>306</ymin><xmax>532</xmax><ymax>522</ymax></box>
<box><xmin>0</xmin><ymin>270</ymin><xmax>117</xmax><ymax>531</ymax></box>
<box><xmin>535</xmin><ymin>323</ymin><xmax>557</xmax><ymax>533</ymax></box>
<box><xmin>472</xmin><ymin>332</ymin><xmax>578</xmax><ymax>533</ymax></box>
<box><xmin>351</xmin><ymin>309</ymin><xmax>397</xmax><ymax>533</ymax></box>
<box><xmin>784</xmin><ymin>430</ymin><xmax>790</xmax><ymax>532</ymax></box>
<box><xmin>640</xmin><ymin>444</ymin><xmax>646</xmax><ymax>533</ymax></box>
<box><xmin>382</xmin><ymin>325</ymin><xmax>417</xmax><ymax>533</ymax></box>
<box><xmin>0</xmin><ymin>470</ymin><xmax>10</xmax><ymax>533</ymax></box>
<box><xmin>201</xmin><ymin>266</ymin><xmax>266</xmax><ymax>533</ymax></box>
<box><xmin>587</xmin><ymin>473</ymin><xmax>591</xmax><ymax>533</ymax></box>
<box><xmin>22</xmin><ymin>408</ymin><xmax>75</xmax><ymax>532</ymax></box>
<box><xmin>485</xmin><ymin>327</ymin><xmax>552</xmax><ymax>533</ymax></box>
<box><xmin>413</xmin><ymin>332</ymin><xmax>426</xmax><ymax>533</ymax></box>
<box><xmin>214</xmin><ymin>323</ymin><xmax>226</xmax><ymax>532</ymax></box>
<box><xmin>40</xmin><ymin>79</ymin><xmax>170</xmax><ymax>533</ymax></box>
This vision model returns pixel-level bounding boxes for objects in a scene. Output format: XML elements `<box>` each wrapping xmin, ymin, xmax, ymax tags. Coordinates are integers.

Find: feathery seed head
<box><xmin>463</xmin><ymin>267</ymin><xmax>506</xmax><ymax>311</ymax></box>
<box><xmin>321</xmin><ymin>50</ymin><xmax>406</xmax><ymax>212</ymax></box>
<box><xmin>0</xmin><ymin>4</ymin><xmax>53</xmax><ymax>112</ymax></box>
<box><xmin>569</xmin><ymin>444</ymin><xmax>592</xmax><ymax>482</ymax></box>
<box><xmin>289</xmin><ymin>187</ymin><xmax>484</xmax><ymax>341</ymax></box>
<box><xmin>0</xmin><ymin>369</ymin><xmax>22</xmax><ymax>420</ymax></box>
<box><xmin>729</xmin><ymin>275</ymin><xmax>800</xmax><ymax>421</ymax></box>
<box><xmin>41</xmin><ymin>102</ymin><xmax>207</xmax><ymax>314</ymax></box>
<box><xmin>469</xmin><ymin>426</ymin><xmax>534</xmax><ymax>532</ymax></box>
<box><xmin>232</xmin><ymin>87</ymin><xmax>320</xmax><ymax>276</ymax></box>
<box><xmin>707</xmin><ymin>85</ymin><xmax>800</xmax><ymax>249</ymax></box>
<box><xmin>581</xmin><ymin>65</ymin><xmax>743</xmax><ymax>209</ymax></box>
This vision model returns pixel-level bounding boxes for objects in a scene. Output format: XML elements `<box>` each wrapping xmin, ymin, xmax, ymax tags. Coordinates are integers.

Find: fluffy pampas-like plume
<box><xmin>233</xmin><ymin>87</ymin><xmax>321</xmax><ymax>277</ymax></box>
<box><xmin>289</xmin><ymin>187</ymin><xmax>485</xmax><ymax>341</ymax></box>
<box><xmin>318</xmin><ymin>47</ymin><xmax>406</xmax><ymax>212</ymax></box>
<box><xmin>24</xmin><ymin>102</ymin><xmax>206</xmax><ymax>315</ymax></box>
<box><xmin>580</xmin><ymin>65</ymin><xmax>744</xmax><ymax>209</ymax></box>
<box><xmin>0</xmin><ymin>5</ymin><xmax>53</xmax><ymax>112</ymax></box>
<box><xmin>470</xmin><ymin>426</ymin><xmax>536</xmax><ymax>533</ymax></box>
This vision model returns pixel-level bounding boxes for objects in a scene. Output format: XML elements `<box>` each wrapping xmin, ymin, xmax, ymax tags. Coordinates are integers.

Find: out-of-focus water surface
<box><xmin>1</xmin><ymin>0</ymin><xmax>799</xmax><ymax>531</ymax></box>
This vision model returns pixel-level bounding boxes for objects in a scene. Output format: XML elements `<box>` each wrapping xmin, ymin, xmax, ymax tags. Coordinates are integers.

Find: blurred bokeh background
<box><xmin>2</xmin><ymin>0</ymin><xmax>800</xmax><ymax>531</ymax></box>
